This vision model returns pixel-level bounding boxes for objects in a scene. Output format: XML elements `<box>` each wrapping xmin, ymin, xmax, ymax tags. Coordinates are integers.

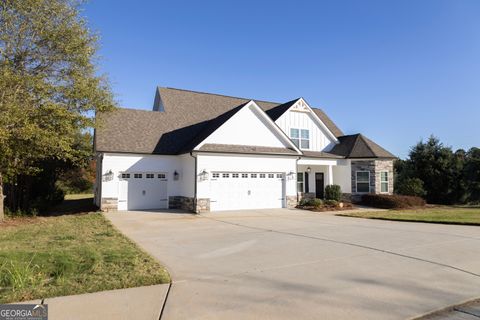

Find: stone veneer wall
<box><xmin>286</xmin><ymin>195</ymin><xmax>298</xmax><ymax>208</ymax></box>
<box><xmin>169</xmin><ymin>196</ymin><xmax>194</xmax><ymax>211</ymax></box>
<box><xmin>351</xmin><ymin>159</ymin><xmax>394</xmax><ymax>201</ymax></box>
<box><xmin>101</xmin><ymin>197</ymin><xmax>118</xmax><ymax>212</ymax></box>
<box><xmin>195</xmin><ymin>198</ymin><xmax>210</xmax><ymax>213</ymax></box>
<box><xmin>375</xmin><ymin>160</ymin><xmax>394</xmax><ymax>195</ymax></box>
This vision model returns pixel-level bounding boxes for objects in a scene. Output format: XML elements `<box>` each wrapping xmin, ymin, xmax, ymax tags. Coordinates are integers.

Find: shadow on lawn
<box><xmin>45</xmin><ymin>194</ymin><xmax>98</xmax><ymax>216</ymax></box>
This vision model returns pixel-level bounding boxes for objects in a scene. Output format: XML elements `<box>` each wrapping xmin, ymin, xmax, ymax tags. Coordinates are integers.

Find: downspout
<box><xmin>190</xmin><ymin>152</ymin><xmax>197</xmax><ymax>213</ymax></box>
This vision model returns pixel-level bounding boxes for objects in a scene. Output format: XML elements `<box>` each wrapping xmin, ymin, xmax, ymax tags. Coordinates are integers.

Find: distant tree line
<box><xmin>395</xmin><ymin>136</ymin><xmax>480</xmax><ymax>205</ymax></box>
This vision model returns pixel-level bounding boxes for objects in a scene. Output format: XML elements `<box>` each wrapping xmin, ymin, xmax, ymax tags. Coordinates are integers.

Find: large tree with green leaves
<box><xmin>0</xmin><ymin>0</ymin><xmax>115</xmax><ymax>219</ymax></box>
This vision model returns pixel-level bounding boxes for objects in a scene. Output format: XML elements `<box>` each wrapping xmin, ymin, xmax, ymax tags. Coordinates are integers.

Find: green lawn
<box><xmin>338</xmin><ymin>207</ymin><xmax>480</xmax><ymax>225</ymax></box>
<box><xmin>0</xmin><ymin>212</ymin><xmax>170</xmax><ymax>303</ymax></box>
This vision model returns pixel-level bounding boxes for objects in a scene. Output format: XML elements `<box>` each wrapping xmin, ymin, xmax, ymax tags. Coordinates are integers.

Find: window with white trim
<box><xmin>241</xmin><ymin>173</ymin><xmax>248</xmax><ymax>178</ymax></box>
<box><xmin>290</xmin><ymin>128</ymin><xmax>310</xmax><ymax>149</ymax></box>
<box><xmin>297</xmin><ymin>172</ymin><xmax>304</xmax><ymax>192</ymax></box>
<box><xmin>222</xmin><ymin>173</ymin><xmax>229</xmax><ymax>178</ymax></box>
<box><xmin>251</xmin><ymin>173</ymin><xmax>257</xmax><ymax>178</ymax></box>
<box><xmin>260</xmin><ymin>173</ymin><xmax>266</xmax><ymax>178</ymax></box>
<box><xmin>268</xmin><ymin>174</ymin><xmax>274</xmax><ymax>178</ymax></box>
<box><xmin>276</xmin><ymin>173</ymin><xmax>283</xmax><ymax>178</ymax></box>
<box><xmin>232</xmin><ymin>173</ymin><xmax>239</xmax><ymax>178</ymax></box>
<box><xmin>356</xmin><ymin>171</ymin><xmax>370</xmax><ymax>193</ymax></box>
<box><xmin>212</xmin><ymin>173</ymin><xmax>220</xmax><ymax>178</ymax></box>
<box><xmin>134</xmin><ymin>173</ymin><xmax>142</xmax><ymax>179</ymax></box>
<box><xmin>380</xmin><ymin>172</ymin><xmax>389</xmax><ymax>193</ymax></box>
<box><xmin>146</xmin><ymin>173</ymin><xmax>154</xmax><ymax>179</ymax></box>
<box><xmin>158</xmin><ymin>173</ymin><xmax>166</xmax><ymax>179</ymax></box>
<box><xmin>121</xmin><ymin>173</ymin><xmax>130</xmax><ymax>179</ymax></box>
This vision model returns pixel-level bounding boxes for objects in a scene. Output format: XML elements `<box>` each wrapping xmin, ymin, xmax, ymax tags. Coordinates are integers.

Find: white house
<box><xmin>94</xmin><ymin>87</ymin><xmax>396</xmax><ymax>212</ymax></box>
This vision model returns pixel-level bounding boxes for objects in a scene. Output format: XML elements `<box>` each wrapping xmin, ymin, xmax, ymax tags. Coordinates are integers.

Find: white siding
<box><xmin>197</xmin><ymin>104</ymin><xmax>289</xmax><ymax>148</ymax></box>
<box><xmin>333</xmin><ymin>161</ymin><xmax>352</xmax><ymax>193</ymax></box>
<box><xmin>196</xmin><ymin>153</ymin><xmax>297</xmax><ymax>200</ymax></box>
<box><xmin>100</xmin><ymin>153</ymin><xmax>194</xmax><ymax>200</ymax></box>
<box><xmin>276</xmin><ymin>110</ymin><xmax>336</xmax><ymax>152</ymax></box>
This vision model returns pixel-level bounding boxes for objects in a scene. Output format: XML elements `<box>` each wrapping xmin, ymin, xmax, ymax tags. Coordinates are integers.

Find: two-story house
<box><xmin>94</xmin><ymin>87</ymin><xmax>396</xmax><ymax>212</ymax></box>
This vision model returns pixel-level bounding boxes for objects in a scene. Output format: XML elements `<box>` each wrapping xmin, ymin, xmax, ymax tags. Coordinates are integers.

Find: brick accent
<box><xmin>195</xmin><ymin>198</ymin><xmax>210</xmax><ymax>213</ymax></box>
<box><xmin>169</xmin><ymin>196</ymin><xmax>194</xmax><ymax>211</ymax></box>
<box><xmin>101</xmin><ymin>197</ymin><xmax>118</xmax><ymax>212</ymax></box>
<box><xmin>286</xmin><ymin>195</ymin><xmax>298</xmax><ymax>208</ymax></box>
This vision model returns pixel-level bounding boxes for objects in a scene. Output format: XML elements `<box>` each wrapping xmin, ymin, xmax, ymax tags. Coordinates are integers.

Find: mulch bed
<box><xmin>296</xmin><ymin>202</ymin><xmax>355</xmax><ymax>212</ymax></box>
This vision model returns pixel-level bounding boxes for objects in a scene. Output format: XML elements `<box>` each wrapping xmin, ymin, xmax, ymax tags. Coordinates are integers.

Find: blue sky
<box><xmin>83</xmin><ymin>0</ymin><xmax>480</xmax><ymax>159</ymax></box>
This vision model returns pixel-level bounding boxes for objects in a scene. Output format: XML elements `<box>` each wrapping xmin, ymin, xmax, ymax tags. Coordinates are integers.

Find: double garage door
<box><xmin>118</xmin><ymin>172</ymin><xmax>168</xmax><ymax>211</ymax></box>
<box><xmin>210</xmin><ymin>172</ymin><xmax>285</xmax><ymax>211</ymax></box>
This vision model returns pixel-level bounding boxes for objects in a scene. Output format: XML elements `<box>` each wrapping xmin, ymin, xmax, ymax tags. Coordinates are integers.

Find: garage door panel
<box><xmin>210</xmin><ymin>172</ymin><xmax>284</xmax><ymax>211</ymax></box>
<box><xmin>119</xmin><ymin>172</ymin><xmax>168</xmax><ymax>211</ymax></box>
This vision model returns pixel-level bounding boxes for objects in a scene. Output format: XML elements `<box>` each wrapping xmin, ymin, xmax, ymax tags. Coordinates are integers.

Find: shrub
<box><xmin>299</xmin><ymin>198</ymin><xmax>323</xmax><ymax>207</ymax></box>
<box><xmin>361</xmin><ymin>194</ymin><xmax>426</xmax><ymax>209</ymax></box>
<box><xmin>325</xmin><ymin>185</ymin><xmax>342</xmax><ymax>201</ymax></box>
<box><xmin>324</xmin><ymin>199</ymin><xmax>339</xmax><ymax>207</ymax></box>
<box><xmin>395</xmin><ymin>177</ymin><xmax>426</xmax><ymax>197</ymax></box>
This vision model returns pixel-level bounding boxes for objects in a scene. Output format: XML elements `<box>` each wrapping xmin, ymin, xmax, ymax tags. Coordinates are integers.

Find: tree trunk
<box><xmin>0</xmin><ymin>173</ymin><xmax>4</xmax><ymax>222</ymax></box>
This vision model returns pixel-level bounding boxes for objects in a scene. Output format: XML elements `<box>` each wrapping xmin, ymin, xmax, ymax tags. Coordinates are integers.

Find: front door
<box><xmin>315</xmin><ymin>173</ymin><xmax>324</xmax><ymax>199</ymax></box>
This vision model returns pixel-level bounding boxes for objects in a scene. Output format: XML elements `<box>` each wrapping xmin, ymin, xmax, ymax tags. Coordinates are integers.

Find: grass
<box><xmin>0</xmin><ymin>211</ymin><xmax>170</xmax><ymax>303</ymax></box>
<box><xmin>338</xmin><ymin>206</ymin><xmax>480</xmax><ymax>225</ymax></box>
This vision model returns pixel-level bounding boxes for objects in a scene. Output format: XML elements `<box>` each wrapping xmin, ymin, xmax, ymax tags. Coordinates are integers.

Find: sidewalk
<box><xmin>11</xmin><ymin>284</ymin><xmax>169</xmax><ymax>320</ymax></box>
<box><xmin>413</xmin><ymin>298</ymin><xmax>480</xmax><ymax>320</ymax></box>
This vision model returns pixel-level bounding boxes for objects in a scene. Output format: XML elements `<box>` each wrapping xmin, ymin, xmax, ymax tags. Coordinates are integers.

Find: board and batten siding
<box><xmin>276</xmin><ymin>110</ymin><xmax>336</xmax><ymax>152</ymax></box>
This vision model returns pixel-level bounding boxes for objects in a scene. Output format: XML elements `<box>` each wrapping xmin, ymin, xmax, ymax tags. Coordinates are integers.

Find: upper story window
<box><xmin>290</xmin><ymin>128</ymin><xmax>310</xmax><ymax>149</ymax></box>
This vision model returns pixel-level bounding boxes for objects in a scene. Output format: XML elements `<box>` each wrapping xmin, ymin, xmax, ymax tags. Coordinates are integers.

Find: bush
<box><xmin>361</xmin><ymin>194</ymin><xmax>426</xmax><ymax>209</ymax></box>
<box><xmin>299</xmin><ymin>198</ymin><xmax>323</xmax><ymax>207</ymax></box>
<box><xmin>325</xmin><ymin>185</ymin><xmax>342</xmax><ymax>201</ymax></box>
<box><xmin>324</xmin><ymin>199</ymin><xmax>339</xmax><ymax>207</ymax></box>
<box><xmin>395</xmin><ymin>177</ymin><xmax>426</xmax><ymax>197</ymax></box>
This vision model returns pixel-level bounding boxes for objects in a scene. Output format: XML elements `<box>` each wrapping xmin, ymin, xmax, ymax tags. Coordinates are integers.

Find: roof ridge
<box><xmin>160</xmin><ymin>86</ymin><xmax>282</xmax><ymax>105</ymax></box>
<box><xmin>350</xmin><ymin>134</ymin><xmax>364</xmax><ymax>158</ymax></box>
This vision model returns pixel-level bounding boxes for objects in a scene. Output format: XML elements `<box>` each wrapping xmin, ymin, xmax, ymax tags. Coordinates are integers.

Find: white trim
<box><xmin>380</xmin><ymin>171</ymin><xmax>389</xmax><ymax>193</ymax></box>
<box><xmin>355</xmin><ymin>170</ymin><xmax>370</xmax><ymax>194</ymax></box>
<box><xmin>194</xmin><ymin>100</ymin><xmax>303</xmax><ymax>154</ymax></box>
<box><xmin>289</xmin><ymin>98</ymin><xmax>339</xmax><ymax>144</ymax></box>
<box><xmin>297</xmin><ymin>171</ymin><xmax>305</xmax><ymax>193</ymax></box>
<box><xmin>290</xmin><ymin>128</ymin><xmax>311</xmax><ymax>150</ymax></box>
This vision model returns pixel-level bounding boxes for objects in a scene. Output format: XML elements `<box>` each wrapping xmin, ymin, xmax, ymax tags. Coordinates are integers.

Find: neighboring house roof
<box><xmin>329</xmin><ymin>134</ymin><xmax>397</xmax><ymax>159</ymax></box>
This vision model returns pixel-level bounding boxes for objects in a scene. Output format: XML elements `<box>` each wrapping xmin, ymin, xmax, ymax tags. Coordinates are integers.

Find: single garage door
<box><xmin>118</xmin><ymin>172</ymin><xmax>168</xmax><ymax>210</ymax></box>
<box><xmin>209</xmin><ymin>172</ymin><xmax>284</xmax><ymax>211</ymax></box>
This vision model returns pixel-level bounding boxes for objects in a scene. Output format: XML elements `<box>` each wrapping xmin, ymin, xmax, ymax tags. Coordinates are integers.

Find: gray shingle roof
<box><xmin>95</xmin><ymin>87</ymin><xmax>344</xmax><ymax>155</ymax></box>
<box><xmin>199</xmin><ymin>144</ymin><xmax>298</xmax><ymax>155</ymax></box>
<box><xmin>329</xmin><ymin>134</ymin><xmax>397</xmax><ymax>159</ymax></box>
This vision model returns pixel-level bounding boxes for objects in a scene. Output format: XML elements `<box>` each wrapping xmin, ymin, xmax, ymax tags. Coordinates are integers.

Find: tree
<box><xmin>464</xmin><ymin>147</ymin><xmax>480</xmax><ymax>203</ymax></box>
<box><xmin>0</xmin><ymin>0</ymin><xmax>115</xmax><ymax>218</ymax></box>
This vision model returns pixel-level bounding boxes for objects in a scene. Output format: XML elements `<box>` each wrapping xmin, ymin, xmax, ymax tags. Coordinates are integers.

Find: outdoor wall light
<box><xmin>173</xmin><ymin>170</ymin><xmax>180</xmax><ymax>181</ymax></box>
<box><xmin>307</xmin><ymin>167</ymin><xmax>311</xmax><ymax>173</ymax></box>
<box><xmin>199</xmin><ymin>169</ymin><xmax>209</xmax><ymax>181</ymax></box>
<box><xmin>103</xmin><ymin>170</ymin><xmax>114</xmax><ymax>182</ymax></box>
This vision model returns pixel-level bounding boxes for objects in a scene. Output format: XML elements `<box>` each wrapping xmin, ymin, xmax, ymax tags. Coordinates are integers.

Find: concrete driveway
<box><xmin>106</xmin><ymin>209</ymin><xmax>480</xmax><ymax>320</ymax></box>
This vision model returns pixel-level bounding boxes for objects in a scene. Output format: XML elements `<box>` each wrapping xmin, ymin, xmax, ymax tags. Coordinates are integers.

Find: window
<box><xmin>297</xmin><ymin>172</ymin><xmax>304</xmax><ymax>192</ymax></box>
<box><xmin>381</xmin><ymin>172</ymin><xmax>389</xmax><ymax>193</ymax></box>
<box><xmin>222</xmin><ymin>173</ymin><xmax>230</xmax><ymax>178</ymax></box>
<box><xmin>241</xmin><ymin>173</ymin><xmax>248</xmax><ymax>178</ymax></box>
<box><xmin>251</xmin><ymin>173</ymin><xmax>257</xmax><ymax>178</ymax></box>
<box><xmin>121</xmin><ymin>173</ymin><xmax>130</xmax><ymax>179</ymax></box>
<box><xmin>134</xmin><ymin>173</ymin><xmax>142</xmax><ymax>179</ymax></box>
<box><xmin>268</xmin><ymin>173</ymin><xmax>274</xmax><ymax>178</ymax></box>
<box><xmin>212</xmin><ymin>173</ymin><xmax>220</xmax><ymax>178</ymax></box>
<box><xmin>232</xmin><ymin>173</ymin><xmax>239</xmax><ymax>178</ymax></box>
<box><xmin>158</xmin><ymin>173</ymin><xmax>166</xmax><ymax>179</ymax></box>
<box><xmin>276</xmin><ymin>173</ymin><xmax>283</xmax><ymax>178</ymax></box>
<box><xmin>356</xmin><ymin>171</ymin><xmax>370</xmax><ymax>193</ymax></box>
<box><xmin>290</xmin><ymin>128</ymin><xmax>310</xmax><ymax>149</ymax></box>
<box><xmin>260</xmin><ymin>174</ymin><xmax>266</xmax><ymax>178</ymax></box>
<box><xmin>146</xmin><ymin>173</ymin><xmax>154</xmax><ymax>179</ymax></box>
